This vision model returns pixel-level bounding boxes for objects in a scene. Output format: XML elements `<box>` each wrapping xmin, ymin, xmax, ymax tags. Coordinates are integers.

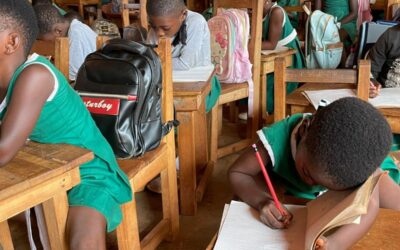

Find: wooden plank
<box><xmin>173</xmin><ymin>82</ymin><xmax>210</xmax><ymax>97</ymax></box>
<box><xmin>0</xmin><ymin>169</ymin><xmax>79</xmax><ymax>222</ymax></box>
<box><xmin>218</xmin><ymin>85</ymin><xmax>249</xmax><ymax>105</ymax></box>
<box><xmin>214</xmin><ymin>0</ymin><xmax>253</xmax><ymax>10</ymax></box>
<box><xmin>196</xmin><ymin>161</ymin><xmax>214</xmax><ymax>202</ymax></box>
<box><xmin>141</xmin><ymin>219</ymin><xmax>170</xmax><ymax>250</ymax></box>
<box><xmin>42</xmin><ymin>192</ymin><xmax>70</xmax><ymax>250</ymax></box>
<box><xmin>0</xmin><ymin>221</ymin><xmax>14</xmax><ymax>250</ymax></box>
<box><xmin>177</xmin><ymin>111</ymin><xmax>197</xmax><ymax>215</ymax></box>
<box><xmin>116</xmin><ymin>195</ymin><xmax>141</xmax><ymax>250</ymax></box>
<box><xmin>217</xmin><ymin>139</ymin><xmax>252</xmax><ymax>159</ymax></box>
<box><xmin>285</xmin><ymin>69</ymin><xmax>357</xmax><ymax>83</ymax></box>
<box><xmin>274</xmin><ymin>57</ymin><xmax>287</xmax><ymax>122</ymax></box>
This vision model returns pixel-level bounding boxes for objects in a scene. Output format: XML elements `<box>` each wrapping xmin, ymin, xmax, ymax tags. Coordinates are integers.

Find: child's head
<box><xmin>0</xmin><ymin>0</ymin><xmax>39</xmax><ymax>57</ymax></box>
<box><xmin>146</xmin><ymin>0</ymin><xmax>187</xmax><ymax>38</ymax></box>
<box><xmin>295</xmin><ymin>97</ymin><xmax>392</xmax><ymax>191</ymax></box>
<box><xmin>34</xmin><ymin>4</ymin><xmax>69</xmax><ymax>41</ymax></box>
<box><xmin>263</xmin><ymin>0</ymin><xmax>275</xmax><ymax>16</ymax></box>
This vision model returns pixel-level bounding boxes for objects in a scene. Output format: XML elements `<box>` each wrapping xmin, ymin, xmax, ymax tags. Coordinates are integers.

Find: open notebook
<box><xmin>214</xmin><ymin>174</ymin><xmax>383</xmax><ymax>250</ymax></box>
<box><xmin>302</xmin><ymin>88</ymin><xmax>400</xmax><ymax>110</ymax></box>
<box><xmin>172</xmin><ymin>65</ymin><xmax>215</xmax><ymax>82</ymax></box>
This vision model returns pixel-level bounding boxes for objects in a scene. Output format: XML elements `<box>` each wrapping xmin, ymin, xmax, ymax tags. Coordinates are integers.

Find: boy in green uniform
<box><xmin>229</xmin><ymin>98</ymin><xmax>400</xmax><ymax>249</ymax></box>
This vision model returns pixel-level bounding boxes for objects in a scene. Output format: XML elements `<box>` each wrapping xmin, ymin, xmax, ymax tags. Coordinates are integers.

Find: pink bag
<box><xmin>357</xmin><ymin>0</ymin><xmax>373</xmax><ymax>30</ymax></box>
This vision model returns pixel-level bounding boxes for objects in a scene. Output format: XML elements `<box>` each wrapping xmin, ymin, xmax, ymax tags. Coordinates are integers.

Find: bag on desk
<box><xmin>74</xmin><ymin>38</ymin><xmax>178</xmax><ymax>158</ymax></box>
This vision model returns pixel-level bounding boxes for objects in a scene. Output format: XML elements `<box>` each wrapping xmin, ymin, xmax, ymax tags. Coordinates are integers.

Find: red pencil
<box><xmin>252</xmin><ymin>144</ymin><xmax>286</xmax><ymax>216</ymax></box>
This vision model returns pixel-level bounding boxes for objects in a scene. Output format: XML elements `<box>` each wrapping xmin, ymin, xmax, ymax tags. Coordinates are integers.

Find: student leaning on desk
<box><xmin>0</xmin><ymin>1</ymin><xmax>131</xmax><ymax>249</ymax></box>
<box><xmin>228</xmin><ymin>97</ymin><xmax>400</xmax><ymax>249</ymax></box>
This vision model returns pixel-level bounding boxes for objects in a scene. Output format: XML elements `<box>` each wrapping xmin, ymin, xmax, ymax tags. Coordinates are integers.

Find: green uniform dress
<box><xmin>323</xmin><ymin>0</ymin><xmax>357</xmax><ymax>44</ymax></box>
<box><xmin>277</xmin><ymin>0</ymin><xmax>300</xmax><ymax>29</ymax></box>
<box><xmin>257</xmin><ymin>113</ymin><xmax>400</xmax><ymax>199</ymax></box>
<box><xmin>263</xmin><ymin>4</ymin><xmax>305</xmax><ymax>113</ymax></box>
<box><xmin>0</xmin><ymin>54</ymin><xmax>132</xmax><ymax>232</ymax></box>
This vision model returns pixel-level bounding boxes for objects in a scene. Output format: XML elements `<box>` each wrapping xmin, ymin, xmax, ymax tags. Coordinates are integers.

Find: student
<box><xmin>315</xmin><ymin>0</ymin><xmax>358</xmax><ymax>57</ymax></box>
<box><xmin>229</xmin><ymin>98</ymin><xmax>400</xmax><ymax>249</ymax></box>
<box><xmin>145</xmin><ymin>0</ymin><xmax>220</xmax><ymax>193</ymax></box>
<box><xmin>31</xmin><ymin>0</ymin><xmax>67</xmax><ymax>15</ymax></box>
<box><xmin>369</xmin><ymin>24</ymin><xmax>400</xmax><ymax>92</ymax></box>
<box><xmin>262</xmin><ymin>0</ymin><xmax>304</xmax><ymax>113</ymax></box>
<box><xmin>34</xmin><ymin>4</ymin><xmax>97</xmax><ymax>81</ymax></box>
<box><xmin>277</xmin><ymin>0</ymin><xmax>300</xmax><ymax>29</ymax></box>
<box><xmin>0</xmin><ymin>1</ymin><xmax>131</xmax><ymax>249</ymax></box>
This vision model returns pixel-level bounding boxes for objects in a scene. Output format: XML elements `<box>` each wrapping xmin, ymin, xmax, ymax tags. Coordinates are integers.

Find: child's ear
<box><xmin>180</xmin><ymin>10</ymin><xmax>188</xmax><ymax>22</ymax></box>
<box><xmin>4</xmin><ymin>32</ymin><xmax>21</xmax><ymax>55</ymax></box>
<box><xmin>53</xmin><ymin>24</ymin><xmax>66</xmax><ymax>37</ymax></box>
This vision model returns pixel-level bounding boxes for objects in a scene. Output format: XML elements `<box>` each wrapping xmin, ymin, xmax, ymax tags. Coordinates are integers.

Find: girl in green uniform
<box><xmin>0</xmin><ymin>1</ymin><xmax>131</xmax><ymax>249</ymax></box>
<box><xmin>262</xmin><ymin>0</ymin><xmax>305</xmax><ymax>113</ymax></box>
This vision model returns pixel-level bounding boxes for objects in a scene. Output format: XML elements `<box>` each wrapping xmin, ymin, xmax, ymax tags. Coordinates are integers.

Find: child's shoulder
<box><xmin>186</xmin><ymin>10</ymin><xmax>208</xmax><ymax>25</ymax></box>
<box><xmin>69</xmin><ymin>19</ymin><xmax>97</xmax><ymax>38</ymax></box>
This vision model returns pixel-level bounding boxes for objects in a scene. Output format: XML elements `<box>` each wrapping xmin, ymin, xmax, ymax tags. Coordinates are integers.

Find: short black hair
<box><xmin>0</xmin><ymin>0</ymin><xmax>39</xmax><ymax>55</ymax></box>
<box><xmin>32</xmin><ymin>0</ymin><xmax>52</xmax><ymax>6</ymax></box>
<box><xmin>305</xmin><ymin>97</ymin><xmax>392</xmax><ymax>189</ymax></box>
<box><xmin>146</xmin><ymin>0</ymin><xmax>186</xmax><ymax>17</ymax></box>
<box><xmin>34</xmin><ymin>3</ymin><xmax>65</xmax><ymax>34</ymax></box>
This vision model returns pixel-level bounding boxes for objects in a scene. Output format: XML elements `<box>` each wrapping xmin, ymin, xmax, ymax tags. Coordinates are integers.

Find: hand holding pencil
<box><xmin>252</xmin><ymin>144</ymin><xmax>293</xmax><ymax>229</ymax></box>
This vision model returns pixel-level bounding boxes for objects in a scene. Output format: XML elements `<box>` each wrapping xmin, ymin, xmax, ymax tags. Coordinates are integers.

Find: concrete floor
<box><xmin>9</xmin><ymin>120</ymin><xmax>245</xmax><ymax>250</ymax></box>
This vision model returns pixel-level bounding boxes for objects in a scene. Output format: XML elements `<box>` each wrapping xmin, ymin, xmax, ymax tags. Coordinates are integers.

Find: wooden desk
<box><xmin>260</xmin><ymin>49</ymin><xmax>297</xmax><ymax>123</ymax></box>
<box><xmin>173</xmin><ymin>80</ymin><xmax>212</xmax><ymax>216</ymax></box>
<box><xmin>206</xmin><ymin>208</ymin><xmax>400</xmax><ymax>249</ymax></box>
<box><xmin>286</xmin><ymin>83</ymin><xmax>400</xmax><ymax>133</ymax></box>
<box><xmin>0</xmin><ymin>142</ymin><xmax>93</xmax><ymax>250</ymax></box>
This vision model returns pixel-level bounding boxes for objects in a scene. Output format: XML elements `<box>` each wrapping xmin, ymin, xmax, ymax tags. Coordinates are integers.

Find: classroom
<box><xmin>1</xmin><ymin>0</ymin><xmax>400</xmax><ymax>249</ymax></box>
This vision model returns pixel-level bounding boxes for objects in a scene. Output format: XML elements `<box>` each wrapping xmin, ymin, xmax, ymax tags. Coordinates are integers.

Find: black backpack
<box><xmin>74</xmin><ymin>38</ymin><xmax>177</xmax><ymax>158</ymax></box>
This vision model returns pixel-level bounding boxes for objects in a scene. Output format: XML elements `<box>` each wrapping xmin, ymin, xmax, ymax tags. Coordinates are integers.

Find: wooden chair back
<box><xmin>283</xmin><ymin>0</ymin><xmax>312</xmax><ymax>41</ymax></box>
<box><xmin>31</xmin><ymin>37</ymin><xmax>70</xmax><ymax>80</ymax></box>
<box><xmin>274</xmin><ymin>57</ymin><xmax>370</xmax><ymax>122</ymax></box>
<box><xmin>122</xmin><ymin>0</ymin><xmax>148</xmax><ymax>30</ymax></box>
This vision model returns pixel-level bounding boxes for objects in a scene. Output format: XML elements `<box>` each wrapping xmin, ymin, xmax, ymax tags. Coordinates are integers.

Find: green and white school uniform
<box><xmin>257</xmin><ymin>113</ymin><xmax>400</xmax><ymax>199</ymax></box>
<box><xmin>263</xmin><ymin>3</ymin><xmax>305</xmax><ymax>113</ymax></box>
<box><xmin>323</xmin><ymin>0</ymin><xmax>357</xmax><ymax>45</ymax></box>
<box><xmin>0</xmin><ymin>54</ymin><xmax>132</xmax><ymax>232</ymax></box>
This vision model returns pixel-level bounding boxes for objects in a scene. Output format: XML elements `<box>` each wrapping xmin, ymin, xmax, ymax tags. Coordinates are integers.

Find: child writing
<box><xmin>262</xmin><ymin>0</ymin><xmax>304</xmax><ymax>113</ymax></box>
<box><xmin>0</xmin><ymin>0</ymin><xmax>131</xmax><ymax>249</ymax></box>
<box><xmin>34</xmin><ymin>4</ymin><xmax>97</xmax><ymax>81</ymax></box>
<box><xmin>229</xmin><ymin>97</ymin><xmax>400</xmax><ymax>249</ymax></box>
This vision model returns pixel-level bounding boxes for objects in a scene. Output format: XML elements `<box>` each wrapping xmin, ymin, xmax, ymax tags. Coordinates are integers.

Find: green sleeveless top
<box><xmin>262</xmin><ymin>4</ymin><xmax>304</xmax><ymax>113</ymax></box>
<box><xmin>323</xmin><ymin>0</ymin><xmax>357</xmax><ymax>43</ymax></box>
<box><xmin>0</xmin><ymin>54</ymin><xmax>132</xmax><ymax>231</ymax></box>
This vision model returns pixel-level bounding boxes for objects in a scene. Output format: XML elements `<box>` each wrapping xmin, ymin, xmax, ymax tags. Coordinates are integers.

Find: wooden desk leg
<box><xmin>177</xmin><ymin>111</ymin><xmax>197</xmax><ymax>215</ymax></box>
<box><xmin>261</xmin><ymin>73</ymin><xmax>267</xmax><ymax>124</ymax></box>
<box><xmin>42</xmin><ymin>192</ymin><xmax>69</xmax><ymax>250</ymax></box>
<box><xmin>0</xmin><ymin>221</ymin><xmax>14</xmax><ymax>250</ymax></box>
<box><xmin>194</xmin><ymin>102</ymin><xmax>209</xmax><ymax>170</ymax></box>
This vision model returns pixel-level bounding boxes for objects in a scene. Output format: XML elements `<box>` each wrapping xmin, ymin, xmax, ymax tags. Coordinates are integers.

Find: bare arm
<box><xmin>228</xmin><ymin>141</ymin><xmax>292</xmax><ymax>228</ymax></box>
<box><xmin>315</xmin><ymin>0</ymin><xmax>322</xmax><ymax>10</ymax></box>
<box><xmin>0</xmin><ymin>65</ymin><xmax>53</xmax><ymax>166</ymax></box>
<box><xmin>262</xmin><ymin>8</ymin><xmax>284</xmax><ymax>50</ymax></box>
<box><xmin>339</xmin><ymin>0</ymin><xmax>358</xmax><ymax>24</ymax></box>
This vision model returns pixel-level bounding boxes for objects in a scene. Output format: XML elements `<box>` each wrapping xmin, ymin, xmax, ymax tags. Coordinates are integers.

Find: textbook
<box><xmin>214</xmin><ymin>174</ymin><xmax>382</xmax><ymax>250</ymax></box>
<box><xmin>302</xmin><ymin>88</ymin><xmax>400</xmax><ymax>109</ymax></box>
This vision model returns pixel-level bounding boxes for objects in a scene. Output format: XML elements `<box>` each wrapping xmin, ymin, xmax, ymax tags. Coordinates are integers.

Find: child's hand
<box><xmin>314</xmin><ymin>236</ymin><xmax>328</xmax><ymax>250</ymax></box>
<box><xmin>369</xmin><ymin>80</ymin><xmax>381</xmax><ymax>98</ymax></box>
<box><xmin>259</xmin><ymin>200</ymin><xmax>293</xmax><ymax>229</ymax></box>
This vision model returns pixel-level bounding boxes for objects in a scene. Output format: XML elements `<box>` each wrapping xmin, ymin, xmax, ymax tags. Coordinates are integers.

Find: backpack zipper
<box><xmin>78</xmin><ymin>91</ymin><xmax>137</xmax><ymax>101</ymax></box>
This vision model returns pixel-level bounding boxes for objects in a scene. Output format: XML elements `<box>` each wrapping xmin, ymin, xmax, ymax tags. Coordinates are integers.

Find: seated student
<box><xmin>277</xmin><ymin>0</ymin><xmax>300</xmax><ymax>29</ymax></box>
<box><xmin>315</xmin><ymin>0</ymin><xmax>358</xmax><ymax>62</ymax></box>
<box><xmin>32</xmin><ymin>0</ymin><xmax>67</xmax><ymax>15</ymax></box>
<box><xmin>0</xmin><ymin>1</ymin><xmax>131</xmax><ymax>249</ymax></box>
<box><xmin>145</xmin><ymin>0</ymin><xmax>220</xmax><ymax>193</ymax></box>
<box><xmin>229</xmin><ymin>98</ymin><xmax>400</xmax><ymax>249</ymax></box>
<box><xmin>34</xmin><ymin>4</ymin><xmax>97</xmax><ymax>81</ymax></box>
<box><xmin>262</xmin><ymin>0</ymin><xmax>304</xmax><ymax>113</ymax></box>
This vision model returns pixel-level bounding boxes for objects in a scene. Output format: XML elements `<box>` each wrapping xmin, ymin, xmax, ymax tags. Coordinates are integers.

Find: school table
<box><xmin>205</xmin><ymin>208</ymin><xmax>400</xmax><ymax>249</ymax></box>
<box><xmin>285</xmin><ymin>82</ymin><xmax>400</xmax><ymax>134</ymax></box>
<box><xmin>260</xmin><ymin>48</ymin><xmax>297</xmax><ymax>124</ymax></box>
<box><xmin>173</xmin><ymin>76</ymin><xmax>212</xmax><ymax>216</ymax></box>
<box><xmin>0</xmin><ymin>142</ymin><xmax>93</xmax><ymax>250</ymax></box>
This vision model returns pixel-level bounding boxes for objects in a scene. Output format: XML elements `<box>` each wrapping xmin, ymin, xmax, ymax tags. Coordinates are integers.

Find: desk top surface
<box><xmin>0</xmin><ymin>142</ymin><xmax>93</xmax><ymax>201</ymax></box>
<box><xmin>261</xmin><ymin>48</ymin><xmax>297</xmax><ymax>62</ymax></box>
